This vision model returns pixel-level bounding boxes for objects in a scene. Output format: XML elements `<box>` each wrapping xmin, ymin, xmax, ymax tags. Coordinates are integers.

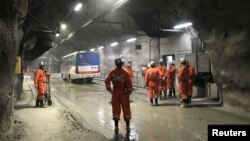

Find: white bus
<box><xmin>61</xmin><ymin>51</ymin><xmax>100</xmax><ymax>83</ymax></box>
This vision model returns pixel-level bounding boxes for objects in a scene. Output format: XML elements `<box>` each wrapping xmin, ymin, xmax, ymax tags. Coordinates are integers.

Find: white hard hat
<box><xmin>150</xmin><ymin>61</ymin><xmax>155</xmax><ymax>67</ymax></box>
<box><xmin>147</xmin><ymin>63</ymin><xmax>151</xmax><ymax>68</ymax></box>
<box><xmin>119</xmin><ymin>54</ymin><xmax>123</xmax><ymax>58</ymax></box>
<box><xmin>179</xmin><ymin>58</ymin><xmax>186</xmax><ymax>63</ymax></box>
<box><xmin>159</xmin><ymin>58</ymin><xmax>163</xmax><ymax>63</ymax></box>
<box><xmin>121</xmin><ymin>58</ymin><xmax>125</xmax><ymax>63</ymax></box>
<box><xmin>39</xmin><ymin>62</ymin><xmax>46</xmax><ymax>66</ymax></box>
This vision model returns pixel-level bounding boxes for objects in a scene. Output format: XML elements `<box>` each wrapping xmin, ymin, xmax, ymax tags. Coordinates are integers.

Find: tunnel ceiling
<box><xmin>22</xmin><ymin>0</ymin><xmax>187</xmax><ymax>60</ymax></box>
<box><xmin>22</xmin><ymin>0</ymin><xmax>250</xmax><ymax>60</ymax></box>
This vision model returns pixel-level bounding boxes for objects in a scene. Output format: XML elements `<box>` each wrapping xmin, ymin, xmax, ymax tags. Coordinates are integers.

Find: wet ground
<box><xmin>49</xmin><ymin>74</ymin><xmax>250</xmax><ymax>141</ymax></box>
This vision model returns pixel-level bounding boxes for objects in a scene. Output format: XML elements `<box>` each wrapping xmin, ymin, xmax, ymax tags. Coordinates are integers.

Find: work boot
<box><xmin>38</xmin><ymin>100</ymin><xmax>44</xmax><ymax>107</ymax></box>
<box><xmin>163</xmin><ymin>90</ymin><xmax>167</xmax><ymax>100</ymax></box>
<box><xmin>168</xmin><ymin>90</ymin><xmax>172</xmax><ymax>97</ymax></box>
<box><xmin>173</xmin><ymin>89</ymin><xmax>176</xmax><ymax>98</ymax></box>
<box><xmin>35</xmin><ymin>98</ymin><xmax>39</xmax><ymax>107</ymax></box>
<box><xmin>126</xmin><ymin>120</ymin><xmax>131</xmax><ymax>133</ymax></box>
<box><xmin>150</xmin><ymin>99</ymin><xmax>154</xmax><ymax>106</ymax></box>
<box><xmin>155</xmin><ymin>98</ymin><xmax>159</xmax><ymax>106</ymax></box>
<box><xmin>114</xmin><ymin>120</ymin><xmax>119</xmax><ymax>133</ymax></box>
<box><xmin>180</xmin><ymin>102</ymin><xmax>187</xmax><ymax>108</ymax></box>
<box><xmin>159</xmin><ymin>91</ymin><xmax>163</xmax><ymax>100</ymax></box>
<box><xmin>187</xmin><ymin>95</ymin><xmax>192</xmax><ymax>103</ymax></box>
<box><xmin>114</xmin><ymin>127</ymin><xmax>119</xmax><ymax>133</ymax></box>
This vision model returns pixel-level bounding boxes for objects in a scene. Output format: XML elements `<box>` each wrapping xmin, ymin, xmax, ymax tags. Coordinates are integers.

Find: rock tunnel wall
<box><xmin>0</xmin><ymin>0</ymin><xmax>28</xmax><ymax>138</ymax></box>
<box><xmin>183</xmin><ymin>0</ymin><xmax>250</xmax><ymax>113</ymax></box>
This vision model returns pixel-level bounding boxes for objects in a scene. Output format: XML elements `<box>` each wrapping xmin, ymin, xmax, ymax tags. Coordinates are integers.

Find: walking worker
<box><xmin>186</xmin><ymin>61</ymin><xmax>195</xmax><ymax>103</ymax></box>
<box><xmin>105</xmin><ymin>58</ymin><xmax>133</xmax><ymax>134</ymax></box>
<box><xmin>177</xmin><ymin>58</ymin><xmax>189</xmax><ymax>107</ymax></box>
<box><xmin>157</xmin><ymin>58</ymin><xmax>168</xmax><ymax>100</ymax></box>
<box><xmin>145</xmin><ymin>61</ymin><xmax>161</xmax><ymax>106</ymax></box>
<box><xmin>34</xmin><ymin>62</ymin><xmax>47</xmax><ymax>107</ymax></box>
<box><xmin>167</xmin><ymin>61</ymin><xmax>176</xmax><ymax>98</ymax></box>
<box><xmin>126</xmin><ymin>59</ymin><xmax>134</xmax><ymax>79</ymax></box>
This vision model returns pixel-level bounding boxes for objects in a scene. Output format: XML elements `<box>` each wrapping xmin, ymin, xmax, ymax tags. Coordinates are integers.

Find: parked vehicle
<box><xmin>61</xmin><ymin>51</ymin><xmax>100</xmax><ymax>83</ymax></box>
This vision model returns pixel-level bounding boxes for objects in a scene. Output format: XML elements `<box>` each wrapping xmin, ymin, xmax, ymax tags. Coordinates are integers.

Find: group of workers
<box><xmin>144</xmin><ymin>59</ymin><xmax>177</xmax><ymax>106</ymax></box>
<box><xmin>104</xmin><ymin>57</ymin><xmax>195</xmax><ymax>134</ymax></box>
<box><xmin>31</xmin><ymin>56</ymin><xmax>195</xmax><ymax>134</ymax></box>
<box><xmin>144</xmin><ymin>58</ymin><xmax>195</xmax><ymax>107</ymax></box>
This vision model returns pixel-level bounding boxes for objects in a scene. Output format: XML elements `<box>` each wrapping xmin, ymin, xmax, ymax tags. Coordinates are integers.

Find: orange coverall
<box><xmin>145</xmin><ymin>68</ymin><xmax>160</xmax><ymax>99</ymax></box>
<box><xmin>167</xmin><ymin>64</ymin><xmax>176</xmax><ymax>90</ymax></box>
<box><xmin>177</xmin><ymin>64</ymin><xmax>189</xmax><ymax>101</ymax></box>
<box><xmin>126</xmin><ymin>66</ymin><xmax>134</xmax><ymax>78</ymax></box>
<box><xmin>157</xmin><ymin>65</ymin><xmax>167</xmax><ymax>92</ymax></box>
<box><xmin>188</xmin><ymin>65</ymin><xmax>195</xmax><ymax>97</ymax></box>
<box><xmin>142</xmin><ymin>66</ymin><xmax>149</xmax><ymax>79</ymax></box>
<box><xmin>105</xmin><ymin>67</ymin><xmax>133</xmax><ymax>120</ymax></box>
<box><xmin>34</xmin><ymin>69</ymin><xmax>47</xmax><ymax>100</ymax></box>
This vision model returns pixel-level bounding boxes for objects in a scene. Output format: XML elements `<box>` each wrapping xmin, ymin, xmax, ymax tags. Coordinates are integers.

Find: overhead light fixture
<box><xmin>111</xmin><ymin>42</ymin><xmax>118</xmax><ymax>47</ymax></box>
<box><xmin>55</xmin><ymin>33</ymin><xmax>60</xmax><ymax>37</ymax></box>
<box><xmin>90</xmin><ymin>48</ymin><xmax>96</xmax><ymax>51</ymax></box>
<box><xmin>173</xmin><ymin>22</ymin><xmax>192</xmax><ymax>29</ymax></box>
<box><xmin>112</xmin><ymin>0</ymin><xmax>129</xmax><ymax>11</ymax></box>
<box><xmin>74</xmin><ymin>3</ymin><xmax>83</xmax><ymax>12</ymax></box>
<box><xmin>126</xmin><ymin>38</ymin><xmax>137</xmax><ymax>43</ymax></box>
<box><xmin>60</xmin><ymin>24</ymin><xmax>67</xmax><ymax>30</ymax></box>
<box><xmin>68</xmin><ymin>33</ymin><xmax>73</xmax><ymax>38</ymax></box>
<box><xmin>161</xmin><ymin>29</ymin><xmax>184</xmax><ymax>32</ymax></box>
<box><xmin>98</xmin><ymin>46</ymin><xmax>104</xmax><ymax>50</ymax></box>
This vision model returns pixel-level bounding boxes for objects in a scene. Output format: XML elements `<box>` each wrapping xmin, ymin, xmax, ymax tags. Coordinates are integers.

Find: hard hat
<box><xmin>121</xmin><ymin>58</ymin><xmax>125</xmax><ymax>63</ymax></box>
<box><xmin>127</xmin><ymin>63</ymin><xmax>131</xmax><ymax>67</ymax></box>
<box><xmin>115</xmin><ymin>58</ymin><xmax>123</xmax><ymax>66</ymax></box>
<box><xmin>159</xmin><ymin>58</ymin><xmax>163</xmax><ymax>63</ymax></box>
<box><xmin>128</xmin><ymin>59</ymin><xmax>132</xmax><ymax>63</ymax></box>
<box><xmin>150</xmin><ymin>61</ymin><xmax>155</xmax><ymax>67</ymax></box>
<box><xmin>147</xmin><ymin>63</ymin><xmax>151</xmax><ymax>68</ymax></box>
<box><xmin>39</xmin><ymin>62</ymin><xmax>46</xmax><ymax>66</ymax></box>
<box><xmin>119</xmin><ymin>54</ymin><xmax>123</xmax><ymax>59</ymax></box>
<box><xmin>179</xmin><ymin>58</ymin><xmax>186</xmax><ymax>63</ymax></box>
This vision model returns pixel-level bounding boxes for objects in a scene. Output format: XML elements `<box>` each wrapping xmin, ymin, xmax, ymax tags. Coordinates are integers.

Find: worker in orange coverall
<box><xmin>186</xmin><ymin>61</ymin><xmax>195</xmax><ymax>103</ymax></box>
<box><xmin>126</xmin><ymin>60</ymin><xmax>134</xmax><ymax>79</ymax></box>
<box><xmin>145</xmin><ymin>61</ymin><xmax>161</xmax><ymax>106</ymax></box>
<box><xmin>34</xmin><ymin>62</ymin><xmax>47</xmax><ymax>107</ymax></box>
<box><xmin>157</xmin><ymin>59</ymin><xmax>167</xmax><ymax>100</ymax></box>
<box><xmin>167</xmin><ymin>61</ymin><xmax>176</xmax><ymax>98</ymax></box>
<box><xmin>105</xmin><ymin>58</ymin><xmax>133</xmax><ymax>134</ymax></box>
<box><xmin>177</xmin><ymin>58</ymin><xmax>189</xmax><ymax>107</ymax></box>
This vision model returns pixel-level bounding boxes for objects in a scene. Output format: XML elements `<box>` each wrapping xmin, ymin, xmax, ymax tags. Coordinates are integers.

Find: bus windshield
<box><xmin>76</xmin><ymin>52</ymin><xmax>100</xmax><ymax>66</ymax></box>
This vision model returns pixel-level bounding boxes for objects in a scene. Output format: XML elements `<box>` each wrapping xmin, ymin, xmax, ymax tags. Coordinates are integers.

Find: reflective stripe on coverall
<box><xmin>167</xmin><ymin>64</ymin><xmax>176</xmax><ymax>90</ymax></box>
<box><xmin>105</xmin><ymin>68</ymin><xmax>132</xmax><ymax>120</ymax></box>
<box><xmin>145</xmin><ymin>68</ymin><xmax>160</xmax><ymax>99</ymax></box>
<box><xmin>157</xmin><ymin>65</ymin><xmax>167</xmax><ymax>91</ymax></box>
<box><xmin>177</xmin><ymin>64</ymin><xmax>189</xmax><ymax>100</ymax></box>
<box><xmin>34</xmin><ymin>69</ymin><xmax>46</xmax><ymax>100</ymax></box>
<box><xmin>188</xmin><ymin>65</ymin><xmax>195</xmax><ymax>96</ymax></box>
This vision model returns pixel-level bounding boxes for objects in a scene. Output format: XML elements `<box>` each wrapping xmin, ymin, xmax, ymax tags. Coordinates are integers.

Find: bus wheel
<box><xmin>68</xmin><ymin>75</ymin><xmax>71</xmax><ymax>83</ymax></box>
<box><xmin>62</xmin><ymin>74</ymin><xmax>66</xmax><ymax>81</ymax></box>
